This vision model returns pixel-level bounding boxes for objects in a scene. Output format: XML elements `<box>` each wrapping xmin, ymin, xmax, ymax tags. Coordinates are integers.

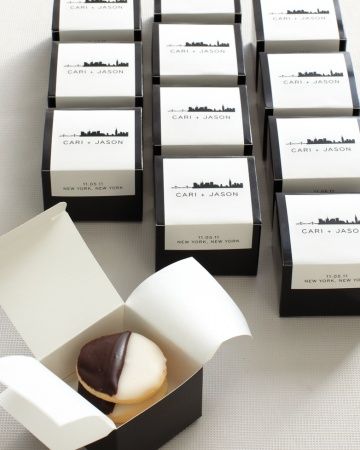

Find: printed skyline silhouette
<box><xmin>270</xmin><ymin>8</ymin><xmax>330</xmax><ymax>15</ymax></box>
<box><xmin>172</xmin><ymin>179</ymin><xmax>243</xmax><ymax>189</ymax></box>
<box><xmin>168</xmin><ymin>105</ymin><xmax>236</xmax><ymax>113</ymax></box>
<box><xmin>167</xmin><ymin>41</ymin><xmax>230</xmax><ymax>48</ymax></box>
<box><xmin>297</xmin><ymin>215</ymin><xmax>360</xmax><ymax>225</ymax></box>
<box><xmin>67</xmin><ymin>0</ymin><xmax>127</xmax><ymax>4</ymax></box>
<box><xmin>287</xmin><ymin>136</ymin><xmax>356</xmax><ymax>146</ymax></box>
<box><xmin>280</xmin><ymin>70</ymin><xmax>344</xmax><ymax>78</ymax></box>
<box><xmin>65</xmin><ymin>60</ymin><xmax>129</xmax><ymax>68</ymax></box>
<box><xmin>60</xmin><ymin>128</ymin><xmax>129</xmax><ymax>138</ymax></box>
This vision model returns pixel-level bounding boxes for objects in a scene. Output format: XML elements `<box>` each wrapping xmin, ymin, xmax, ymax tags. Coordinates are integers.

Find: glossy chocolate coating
<box><xmin>77</xmin><ymin>331</ymin><xmax>131</xmax><ymax>396</ymax></box>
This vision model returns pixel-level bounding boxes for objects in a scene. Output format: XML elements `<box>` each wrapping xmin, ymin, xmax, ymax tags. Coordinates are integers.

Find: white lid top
<box><xmin>160</xmin><ymin>0</ymin><xmax>236</xmax><ymax>15</ymax></box>
<box><xmin>268</xmin><ymin>53</ymin><xmax>354</xmax><ymax>113</ymax></box>
<box><xmin>260</xmin><ymin>0</ymin><xmax>340</xmax><ymax>47</ymax></box>
<box><xmin>0</xmin><ymin>203</ymin><xmax>123</xmax><ymax>364</ymax></box>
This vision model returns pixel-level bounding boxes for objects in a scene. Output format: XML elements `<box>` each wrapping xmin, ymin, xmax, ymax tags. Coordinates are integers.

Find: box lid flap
<box><xmin>0</xmin><ymin>356</ymin><xmax>115</xmax><ymax>450</ymax></box>
<box><xmin>0</xmin><ymin>204</ymin><xmax>124</xmax><ymax>362</ymax></box>
<box><xmin>126</xmin><ymin>258</ymin><xmax>250</xmax><ymax>366</ymax></box>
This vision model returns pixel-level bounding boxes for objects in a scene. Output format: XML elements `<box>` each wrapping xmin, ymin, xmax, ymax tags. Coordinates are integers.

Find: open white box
<box><xmin>0</xmin><ymin>203</ymin><xmax>250</xmax><ymax>450</ymax></box>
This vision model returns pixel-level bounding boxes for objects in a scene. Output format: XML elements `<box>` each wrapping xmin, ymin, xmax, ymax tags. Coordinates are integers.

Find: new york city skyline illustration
<box><xmin>167</xmin><ymin>41</ymin><xmax>230</xmax><ymax>48</ymax></box>
<box><xmin>172</xmin><ymin>179</ymin><xmax>244</xmax><ymax>189</ymax></box>
<box><xmin>280</xmin><ymin>70</ymin><xmax>344</xmax><ymax>78</ymax></box>
<box><xmin>64</xmin><ymin>60</ymin><xmax>129</xmax><ymax>68</ymax></box>
<box><xmin>286</xmin><ymin>136</ymin><xmax>356</xmax><ymax>146</ymax></box>
<box><xmin>297</xmin><ymin>215</ymin><xmax>360</xmax><ymax>225</ymax></box>
<box><xmin>270</xmin><ymin>8</ymin><xmax>330</xmax><ymax>15</ymax></box>
<box><xmin>168</xmin><ymin>105</ymin><xmax>236</xmax><ymax>113</ymax></box>
<box><xmin>60</xmin><ymin>128</ymin><xmax>129</xmax><ymax>138</ymax></box>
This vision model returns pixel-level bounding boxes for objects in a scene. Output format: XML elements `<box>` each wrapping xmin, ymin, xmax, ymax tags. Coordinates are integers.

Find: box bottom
<box><xmin>280</xmin><ymin>287</ymin><xmax>360</xmax><ymax>317</ymax></box>
<box><xmin>43</xmin><ymin>196</ymin><xmax>143</xmax><ymax>222</ymax></box>
<box><xmin>86</xmin><ymin>370</ymin><xmax>203</xmax><ymax>450</ymax></box>
<box><xmin>156</xmin><ymin>249</ymin><xmax>260</xmax><ymax>276</ymax></box>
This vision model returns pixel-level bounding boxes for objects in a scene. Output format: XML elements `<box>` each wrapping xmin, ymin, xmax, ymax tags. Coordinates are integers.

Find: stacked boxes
<box><xmin>255</xmin><ymin>0</ymin><xmax>360</xmax><ymax>316</ymax></box>
<box><xmin>42</xmin><ymin>0</ymin><xmax>144</xmax><ymax>221</ymax></box>
<box><xmin>152</xmin><ymin>2</ymin><xmax>262</xmax><ymax>276</ymax></box>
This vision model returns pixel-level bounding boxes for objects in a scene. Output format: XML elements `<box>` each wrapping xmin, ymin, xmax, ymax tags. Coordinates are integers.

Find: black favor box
<box><xmin>0</xmin><ymin>207</ymin><xmax>250</xmax><ymax>450</ymax></box>
<box><xmin>42</xmin><ymin>108</ymin><xmax>143</xmax><ymax>221</ymax></box>
<box><xmin>154</xmin><ymin>0</ymin><xmax>241</xmax><ymax>23</ymax></box>
<box><xmin>86</xmin><ymin>370</ymin><xmax>203</xmax><ymax>450</ymax></box>
<box><xmin>253</xmin><ymin>0</ymin><xmax>346</xmax><ymax>85</ymax></box>
<box><xmin>152</xmin><ymin>23</ymin><xmax>246</xmax><ymax>86</ymax></box>
<box><xmin>152</xmin><ymin>85</ymin><xmax>252</xmax><ymax>157</ymax></box>
<box><xmin>258</xmin><ymin>52</ymin><xmax>360</xmax><ymax>159</ymax></box>
<box><xmin>155</xmin><ymin>156</ymin><xmax>262</xmax><ymax>276</ymax></box>
<box><xmin>52</xmin><ymin>0</ymin><xmax>142</xmax><ymax>42</ymax></box>
<box><xmin>48</xmin><ymin>42</ymin><xmax>143</xmax><ymax>108</ymax></box>
<box><xmin>274</xmin><ymin>193</ymin><xmax>360</xmax><ymax>317</ymax></box>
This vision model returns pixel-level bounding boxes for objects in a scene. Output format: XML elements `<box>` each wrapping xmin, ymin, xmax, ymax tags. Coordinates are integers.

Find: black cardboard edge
<box><xmin>153</xmin><ymin>85</ymin><xmax>161</xmax><ymax>150</ymax></box>
<box><xmin>154</xmin><ymin>0</ymin><xmax>161</xmax><ymax>22</ymax></box>
<box><xmin>234</xmin><ymin>0</ymin><xmax>241</xmax><ymax>22</ymax></box>
<box><xmin>253</xmin><ymin>0</ymin><xmax>264</xmax><ymax>43</ymax></box>
<box><xmin>275</xmin><ymin>193</ymin><xmax>293</xmax><ymax>267</ymax></box>
<box><xmin>259</xmin><ymin>53</ymin><xmax>273</xmax><ymax>109</ymax></box>
<box><xmin>268</xmin><ymin>117</ymin><xmax>283</xmax><ymax>188</ymax></box>
<box><xmin>254</xmin><ymin>0</ymin><xmax>265</xmax><ymax>87</ymax></box>
<box><xmin>135</xmin><ymin>108</ymin><xmax>143</xmax><ymax>170</ymax></box>
<box><xmin>152</xmin><ymin>23</ymin><xmax>160</xmax><ymax>82</ymax></box>
<box><xmin>234</xmin><ymin>24</ymin><xmax>246</xmax><ymax>84</ymax></box>
<box><xmin>344</xmin><ymin>52</ymin><xmax>360</xmax><ymax>114</ymax></box>
<box><xmin>248</xmin><ymin>157</ymin><xmax>261</xmax><ymax>226</ymax></box>
<box><xmin>135</xmin><ymin>42</ymin><xmax>143</xmax><ymax>102</ymax></box>
<box><xmin>52</xmin><ymin>0</ymin><xmax>60</xmax><ymax>40</ymax></box>
<box><xmin>48</xmin><ymin>42</ymin><xmax>59</xmax><ymax>108</ymax></box>
<box><xmin>334</xmin><ymin>0</ymin><xmax>347</xmax><ymax>49</ymax></box>
<box><xmin>134</xmin><ymin>0</ymin><xmax>142</xmax><ymax>37</ymax></box>
<box><xmin>42</xmin><ymin>110</ymin><xmax>54</xmax><ymax>173</ymax></box>
<box><xmin>239</xmin><ymin>86</ymin><xmax>252</xmax><ymax>148</ymax></box>
<box><xmin>154</xmin><ymin>156</ymin><xmax>165</xmax><ymax>225</ymax></box>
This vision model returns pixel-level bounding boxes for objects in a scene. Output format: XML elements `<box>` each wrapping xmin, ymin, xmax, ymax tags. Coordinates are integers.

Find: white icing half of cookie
<box><xmin>116</xmin><ymin>332</ymin><xmax>167</xmax><ymax>403</ymax></box>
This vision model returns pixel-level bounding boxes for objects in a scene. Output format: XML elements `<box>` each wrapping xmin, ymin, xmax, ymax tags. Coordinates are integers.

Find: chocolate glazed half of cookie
<box><xmin>77</xmin><ymin>332</ymin><xmax>132</xmax><ymax>397</ymax></box>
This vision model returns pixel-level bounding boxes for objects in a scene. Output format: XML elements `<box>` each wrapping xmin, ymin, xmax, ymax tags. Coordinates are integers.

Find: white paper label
<box><xmin>161</xmin><ymin>0</ymin><xmax>235</xmax><ymax>15</ymax></box>
<box><xmin>59</xmin><ymin>0</ymin><xmax>134</xmax><ymax>36</ymax></box>
<box><xmin>261</xmin><ymin>0</ymin><xmax>340</xmax><ymax>52</ymax></box>
<box><xmin>160</xmin><ymin>87</ymin><xmax>245</xmax><ymax>152</ymax></box>
<box><xmin>286</xmin><ymin>194</ymin><xmax>360</xmax><ymax>289</ymax></box>
<box><xmin>276</xmin><ymin>118</ymin><xmax>360</xmax><ymax>193</ymax></box>
<box><xmin>268</xmin><ymin>53</ymin><xmax>353</xmax><ymax>114</ymax></box>
<box><xmin>163</xmin><ymin>158</ymin><xmax>254</xmax><ymax>250</ymax></box>
<box><xmin>158</xmin><ymin>24</ymin><xmax>238</xmax><ymax>83</ymax></box>
<box><xmin>55</xmin><ymin>43</ymin><xmax>136</xmax><ymax>106</ymax></box>
<box><xmin>50</xmin><ymin>110</ymin><xmax>136</xmax><ymax>197</ymax></box>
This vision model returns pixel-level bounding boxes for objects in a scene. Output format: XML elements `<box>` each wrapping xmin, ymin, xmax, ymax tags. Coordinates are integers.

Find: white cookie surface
<box><xmin>116</xmin><ymin>333</ymin><xmax>167</xmax><ymax>403</ymax></box>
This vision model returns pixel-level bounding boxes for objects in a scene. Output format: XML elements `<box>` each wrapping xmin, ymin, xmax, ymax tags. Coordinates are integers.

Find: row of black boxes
<box><xmin>152</xmin><ymin>1</ymin><xmax>262</xmax><ymax>276</ymax></box>
<box><xmin>254</xmin><ymin>0</ymin><xmax>360</xmax><ymax>316</ymax></box>
<box><xmin>43</xmin><ymin>0</ymin><xmax>144</xmax><ymax>221</ymax></box>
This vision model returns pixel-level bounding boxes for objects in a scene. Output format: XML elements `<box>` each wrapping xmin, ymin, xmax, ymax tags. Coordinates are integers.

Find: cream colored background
<box><xmin>1</xmin><ymin>0</ymin><xmax>360</xmax><ymax>449</ymax></box>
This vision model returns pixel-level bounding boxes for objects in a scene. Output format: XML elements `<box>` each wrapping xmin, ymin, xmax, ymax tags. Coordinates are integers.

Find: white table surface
<box><xmin>2</xmin><ymin>0</ymin><xmax>360</xmax><ymax>449</ymax></box>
